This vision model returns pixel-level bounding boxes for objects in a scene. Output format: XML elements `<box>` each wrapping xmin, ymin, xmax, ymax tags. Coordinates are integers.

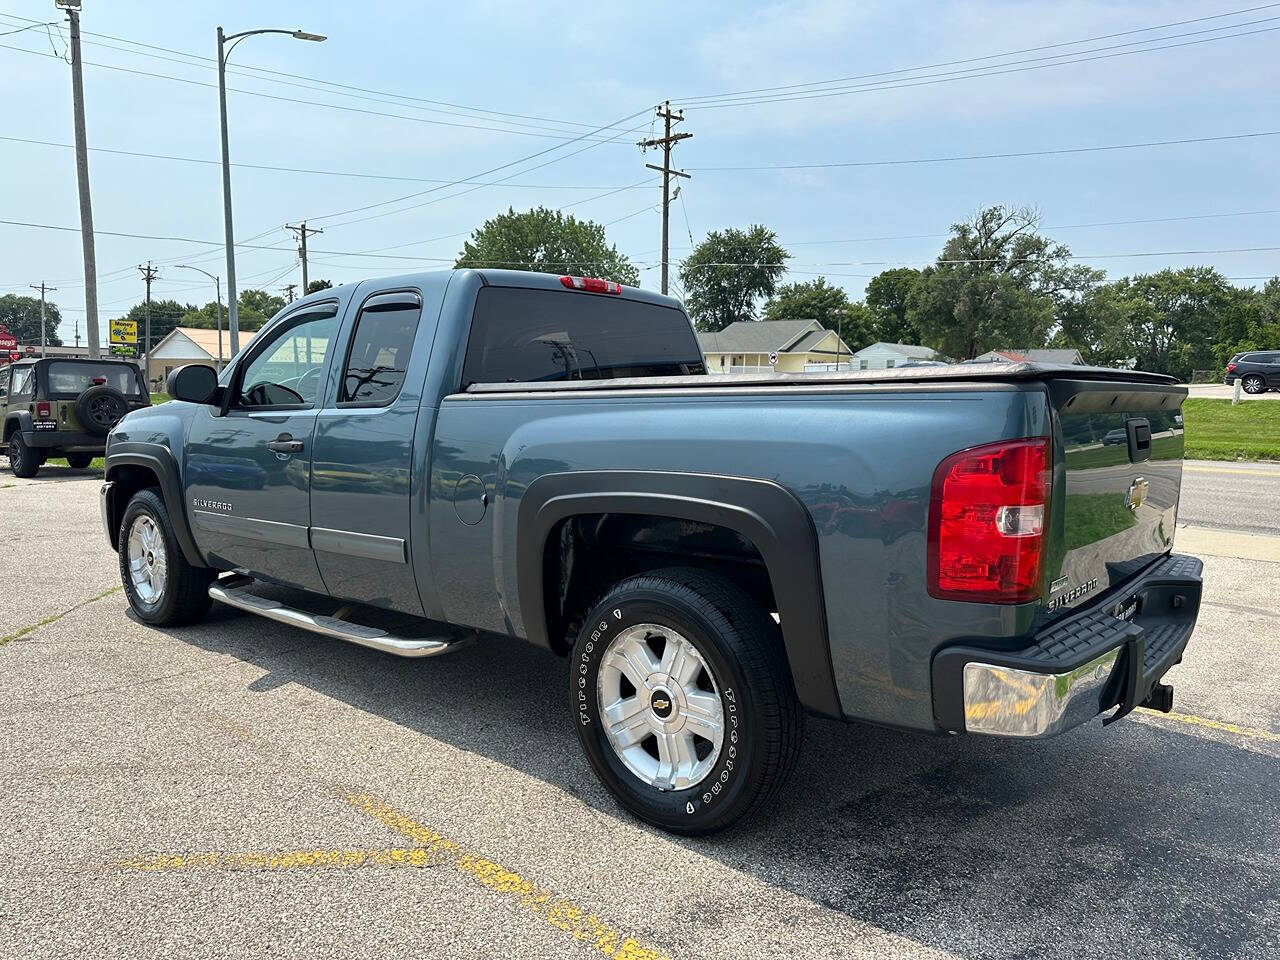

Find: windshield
<box><xmin>46</xmin><ymin>361</ymin><xmax>143</xmax><ymax>397</ymax></box>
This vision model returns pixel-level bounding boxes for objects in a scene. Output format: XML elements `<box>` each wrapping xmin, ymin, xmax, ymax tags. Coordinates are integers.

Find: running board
<box><xmin>208</xmin><ymin>576</ymin><xmax>465</xmax><ymax>658</ymax></box>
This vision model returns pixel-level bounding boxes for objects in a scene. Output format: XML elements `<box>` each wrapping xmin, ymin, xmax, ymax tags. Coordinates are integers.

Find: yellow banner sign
<box><xmin>110</xmin><ymin>319</ymin><xmax>138</xmax><ymax>343</ymax></box>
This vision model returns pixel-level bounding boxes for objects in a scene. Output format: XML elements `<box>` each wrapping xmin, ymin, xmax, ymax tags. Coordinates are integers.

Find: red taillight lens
<box><xmin>1227</xmin><ymin>362</ymin><xmax>1237</xmax><ymax>372</ymax></box>
<box><xmin>559</xmin><ymin>275</ymin><xmax>622</xmax><ymax>294</ymax></box>
<box><xmin>927</xmin><ymin>437</ymin><xmax>1051</xmax><ymax>604</ymax></box>
<box><xmin>36</xmin><ymin>401</ymin><xmax>51</xmax><ymax>418</ymax></box>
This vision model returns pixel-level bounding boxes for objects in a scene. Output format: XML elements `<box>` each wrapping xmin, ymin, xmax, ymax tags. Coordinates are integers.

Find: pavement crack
<box><xmin>0</xmin><ymin>585</ymin><xmax>122</xmax><ymax>647</ymax></box>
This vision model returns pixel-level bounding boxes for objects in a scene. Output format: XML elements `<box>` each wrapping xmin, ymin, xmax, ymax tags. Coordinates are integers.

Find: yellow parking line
<box><xmin>120</xmin><ymin>847</ymin><xmax>434</xmax><ymax>871</ymax></box>
<box><xmin>1183</xmin><ymin>465</ymin><xmax>1280</xmax><ymax>477</ymax></box>
<box><xmin>1137</xmin><ymin>708</ymin><xmax>1280</xmax><ymax>743</ymax></box>
<box><xmin>348</xmin><ymin>793</ymin><xmax>667</xmax><ymax>960</ymax></box>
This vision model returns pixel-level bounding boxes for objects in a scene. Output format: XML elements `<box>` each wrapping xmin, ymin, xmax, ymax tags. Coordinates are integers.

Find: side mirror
<box><xmin>167</xmin><ymin>364</ymin><xmax>219</xmax><ymax>404</ymax></box>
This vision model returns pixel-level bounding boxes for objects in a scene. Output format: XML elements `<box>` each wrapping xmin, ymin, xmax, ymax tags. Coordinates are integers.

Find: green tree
<box><xmin>679</xmin><ymin>225</ymin><xmax>789</xmax><ymax>332</ymax></box>
<box><xmin>177</xmin><ymin>301</ymin><xmax>267</xmax><ymax>333</ymax></box>
<box><xmin>864</xmin><ymin>268</ymin><xmax>922</xmax><ymax>344</ymax></box>
<box><xmin>238</xmin><ymin>288</ymin><xmax>287</xmax><ymax>318</ymax></box>
<box><xmin>455</xmin><ymin>206</ymin><xmax>638</xmax><ymax>284</ymax></box>
<box><xmin>763</xmin><ymin>277</ymin><xmax>875</xmax><ymax>351</ymax></box>
<box><xmin>0</xmin><ymin>293</ymin><xmax>64</xmax><ymax>347</ymax></box>
<box><xmin>117</xmin><ymin>299</ymin><xmax>195</xmax><ymax>349</ymax></box>
<box><xmin>306</xmin><ymin>279</ymin><xmax>333</xmax><ymax>294</ymax></box>
<box><xmin>906</xmin><ymin>206</ymin><xmax>1080</xmax><ymax>359</ymax></box>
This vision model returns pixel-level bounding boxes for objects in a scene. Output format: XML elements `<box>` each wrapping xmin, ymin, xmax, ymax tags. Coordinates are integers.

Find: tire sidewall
<box><xmin>1244</xmin><ymin>376</ymin><xmax>1265</xmax><ymax>394</ymax></box>
<box><xmin>119</xmin><ymin>491</ymin><xmax>179</xmax><ymax>624</ymax></box>
<box><xmin>77</xmin><ymin>386</ymin><xmax>127</xmax><ymax>437</ymax></box>
<box><xmin>572</xmin><ymin>584</ymin><xmax>762</xmax><ymax>832</ymax></box>
<box><xmin>9</xmin><ymin>434</ymin><xmax>36</xmax><ymax>478</ymax></box>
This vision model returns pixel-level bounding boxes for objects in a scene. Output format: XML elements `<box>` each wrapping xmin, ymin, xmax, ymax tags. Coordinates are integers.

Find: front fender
<box><xmin>515</xmin><ymin>470</ymin><xmax>842</xmax><ymax>719</ymax></box>
<box><xmin>104</xmin><ymin>440</ymin><xmax>205</xmax><ymax>567</ymax></box>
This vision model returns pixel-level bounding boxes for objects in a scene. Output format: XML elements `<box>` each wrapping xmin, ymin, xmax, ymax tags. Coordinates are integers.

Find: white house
<box><xmin>697</xmin><ymin>319</ymin><xmax>855</xmax><ymax>374</ymax></box>
<box><xmin>972</xmin><ymin>348</ymin><xmax>1085</xmax><ymax>365</ymax></box>
<box><xmin>146</xmin><ymin>326</ymin><xmax>257</xmax><ymax>386</ymax></box>
<box><xmin>851</xmin><ymin>342</ymin><xmax>940</xmax><ymax>370</ymax></box>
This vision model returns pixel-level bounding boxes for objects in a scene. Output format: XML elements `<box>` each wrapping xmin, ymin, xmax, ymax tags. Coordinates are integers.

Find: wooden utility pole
<box><xmin>29</xmin><ymin>282</ymin><xmax>56</xmax><ymax>358</ymax></box>
<box><xmin>281</xmin><ymin>283</ymin><xmax>297</xmax><ymax>303</ymax></box>
<box><xmin>637</xmin><ymin>102</ymin><xmax>691</xmax><ymax>296</ymax></box>
<box><xmin>285</xmin><ymin>222</ymin><xmax>323</xmax><ymax>294</ymax></box>
<box><xmin>137</xmin><ymin>261</ymin><xmax>158</xmax><ymax>385</ymax></box>
<box><xmin>62</xmin><ymin>0</ymin><xmax>100</xmax><ymax>358</ymax></box>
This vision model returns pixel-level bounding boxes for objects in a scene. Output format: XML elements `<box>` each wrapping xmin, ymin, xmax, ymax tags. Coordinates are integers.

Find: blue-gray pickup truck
<box><xmin>100</xmin><ymin>270</ymin><xmax>1202</xmax><ymax>833</ymax></box>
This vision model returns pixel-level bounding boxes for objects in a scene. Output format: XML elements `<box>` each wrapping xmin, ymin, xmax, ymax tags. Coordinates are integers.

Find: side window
<box><xmin>236</xmin><ymin>304</ymin><xmax>339</xmax><ymax>409</ymax></box>
<box><xmin>10</xmin><ymin>367</ymin><xmax>34</xmax><ymax>397</ymax></box>
<box><xmin>338</xmin><ymin>291</ymin><xmax>422</xmax><ymax>406</ymax></box>
<box><xmin>0</xmin><ymin>367</ymin><xmax>9</xmax><ymax>400</ymax></box>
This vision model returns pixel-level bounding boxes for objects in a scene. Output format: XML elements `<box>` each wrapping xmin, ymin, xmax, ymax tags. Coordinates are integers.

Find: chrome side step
<box><xmin>208</xmin><ymin>576</ymin><xmax>465</xmax><ymax>658</ymax></box>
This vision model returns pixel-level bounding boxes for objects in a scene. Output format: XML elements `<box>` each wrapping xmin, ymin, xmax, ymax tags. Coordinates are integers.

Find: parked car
<box><xmin>1</xmin><ymin>357</ymin><xmax>149</xmax><ymax>477</ymax></box>
<box><xmin>1224</xmin><ymin>351</ymin><xmax>1280</xmax><ymax>393</ymax></box>
<box><xmin>99</xmin><ymin>271</ymin><xmax>1202</xmax><ymax>834</ymax></box>
<box><xmin>1101</xmin><ymin>428</ymin><xmax>1129</xmax><ymax>446</ymax></box>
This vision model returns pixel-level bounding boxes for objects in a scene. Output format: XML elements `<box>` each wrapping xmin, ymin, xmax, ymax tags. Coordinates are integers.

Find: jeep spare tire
<box><xmin>76</xmin><ymin>384</ymin><xmax>128</xmax><ymax>437</ymax></box>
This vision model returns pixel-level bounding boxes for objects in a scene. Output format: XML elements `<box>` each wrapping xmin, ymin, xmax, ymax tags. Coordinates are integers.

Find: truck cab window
<box><xmin>237</xmin><ymin>304</ymin><xmax>338</xmax><ymax>408</ymax></box>
<box><xmin>339</xmin><ymin>291</ymin><xmax>422</xmax><ymax>405</ymax></box>
<box><xmin>461</xmin><ymin>287</ymin><xmax>704</xmax><ymax>387</ymax></box>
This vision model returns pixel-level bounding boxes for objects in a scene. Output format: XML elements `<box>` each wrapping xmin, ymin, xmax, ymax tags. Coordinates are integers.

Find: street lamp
<box><xmin>217</xmin><ymin>26</ymin><xmax>325</xmax><ymax>355</ymax></box>
<box><xmin>173</xmin><ymin>264</ymin><xmax>224</xmax><ymax>369</ymax></box>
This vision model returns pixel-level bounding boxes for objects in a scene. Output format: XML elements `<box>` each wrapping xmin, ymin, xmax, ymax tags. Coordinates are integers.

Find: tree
<box><xmin>864</xmin><ymin>268</ymin><xmax>923</xmax><ymax>344</ymax></box>
<box><xmin>763</xmin><ymin>277</ymin><xmax>875</xmax><ymax>351</ymax></box>
<box><xmin>679</xmin><ymin>225</ymin><xmax>789</xmax><ymax>332</ymax></box>
<box><xmin>116</xmin><ymin>299</ymin><xmax>195</xmax><ymax>349</ymax></box>
<box><xmin>456</xmin><ymin>206</ymin><xmax>638</xmax><ymax>284</ymax></box>
<box><xmin>306</xmin><ymin>279</ymin><xmax>333</xmax><ymax>294</ymax></box>
<box><xmin>906</xmin><ymin>206</ymin><xmax>1082</xmax><ymax>360</ymax></box>
<box><xmin>0</xmin><ymin>293</ymin><xmax>64</xmax><ymax>347</ymax></box>
<box><xmin>238</xmin><ymin>288</ymin><xmax>287</xmax><ymax>319</ymax></box>
<box><xmin>178</xmin><ymin>301</ymin><xmax>267</xmax><ymax>333</ymax></box>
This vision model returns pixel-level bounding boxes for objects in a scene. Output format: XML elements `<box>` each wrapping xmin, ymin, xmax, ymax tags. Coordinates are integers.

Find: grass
<box><xmin>1183</xmin><ymin>397</ymin><xmax>1280</xmax><ymax>461</ymax></box>
<box><xmin>150</xmin><ymin>392</ymin><xmax>170</xmax><ymax>404</ymax></box>
<box><xmin>0</xmin><ymin>585</ymin><xmax>122</xmax><ymax>646</ymax></box>
<box><xmin>1064</xmin><ymin>493</ymin><xmax>1137</xmax><ymax>550</ymax></box>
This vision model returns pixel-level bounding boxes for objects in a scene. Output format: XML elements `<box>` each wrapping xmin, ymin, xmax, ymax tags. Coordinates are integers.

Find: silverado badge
<box><xmin>1125</xmin><ymin>477</ymin><xmax>1149</xmax><ymax>513</ymax></box>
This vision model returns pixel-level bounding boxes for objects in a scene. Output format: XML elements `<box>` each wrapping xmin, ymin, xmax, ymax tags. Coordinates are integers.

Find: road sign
<box><xmin>768</xmin><ymin>352</ymin><xmax>778</xmax><ymax>366</ymax></box>
<box><xmin>110</xmin><ymin>344</ymin><xmax>136</xmax><ymax>357</ymax></box>
<box><xmin>110</xmin><ymin>319</ymin><xmax>138</xmax><ymax>344</ymax></box>
<box><xmin>0</xmin><ymin>327</ymin><xmax>15</xmax><ymax>352</ymax></box>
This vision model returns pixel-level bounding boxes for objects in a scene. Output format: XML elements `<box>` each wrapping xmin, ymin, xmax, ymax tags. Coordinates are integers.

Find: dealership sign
<box><xmin>0</xmin><ymin>326</ymin><xmax>16</xmax><ymax>352</ymax></box>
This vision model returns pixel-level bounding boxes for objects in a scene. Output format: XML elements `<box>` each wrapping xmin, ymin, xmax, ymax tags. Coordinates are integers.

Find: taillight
<box><xmin>1227</xmin><ymin>362</ymin><xmax>1237</xmax><ymax>372</ymax></box>
<box><xmin>927</xmin><ymin>437</ymin><xmax>1051</xmax><ymax>604</ymax></box>
<box><xmin>559</xmin><ymin>275</ymin><xmax>622</xmax><ymax>294</ymax></box>
<box><xmin>36</xmin><ymin>401</ymin><xmax>50</xmax><ymax>418</ymax></box>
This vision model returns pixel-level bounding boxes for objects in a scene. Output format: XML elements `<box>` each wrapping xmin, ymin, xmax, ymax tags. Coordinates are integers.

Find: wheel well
<box><xmin>540</xmin><ymin>513</ymin><xmax>777</xmax><ymax>655</ymax></box>
<box><xmin>105</xmin><ymin>464</ymin><xmax>161</xmax><ymax>549</ymax></box>
<box><xmin>3</xmin><ymin>418</ymin><xmax>20</xmax><ymax>443</ymax></box>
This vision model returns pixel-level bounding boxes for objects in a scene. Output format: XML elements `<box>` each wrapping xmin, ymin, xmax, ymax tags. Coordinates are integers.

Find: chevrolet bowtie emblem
<box><xmin>653</xmin><ymin>698</ymin><xmax>670</xmax><ymax>711</ymax></box>
<box><xmin>1126</xmin><ymin>476</ymin><xmax>1149</xmax><ymax>512</ymax></box>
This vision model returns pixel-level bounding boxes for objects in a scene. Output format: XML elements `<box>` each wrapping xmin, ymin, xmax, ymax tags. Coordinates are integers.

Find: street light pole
<box><xmin>174</xmin><ymin>265</ymin><xmax>224</xmax><ymax>369</ymax></box>
<box><xmin>217</xmin><ymin>25</ymin><xmax>326</xmax><ymax>357</ymax></box>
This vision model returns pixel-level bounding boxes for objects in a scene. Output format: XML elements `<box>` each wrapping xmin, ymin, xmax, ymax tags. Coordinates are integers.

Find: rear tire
<box><xmin>66</xmin><ymin>453</ymin><xmax>94</xmax><ymax>469</ymax></box>
<box><xmin>8</xmin><ymin>433</ymin><xmax>38</xmax><ymax>478</ymax></box>
<box><xmin>570</xmin><ymin>568</ymin><xmax>802</xmax><ymax>835</ymax></box>
<box><xmin>119</xmin><ymin>488</ymin><xmax>213</xmax><ymax>626</ymax></box>
<box><xmin>1242</xmin><ymin>375</ymin><xmax>1266</xmax><ymax>395</ymax></box>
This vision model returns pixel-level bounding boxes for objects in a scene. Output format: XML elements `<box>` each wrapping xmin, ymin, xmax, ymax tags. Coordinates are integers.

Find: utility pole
<box><xmin>285</xmin><ymin>222</ymin><xmax>322</xmax><ymax>294</ymax></box>
<box><xmin>138</xmin><ymin>261</ymin><xmax>157</xmax><ymax>386</ymax></box>
<box><xmin>281</xmin><ymin>283</ymin><xmax>297</xmax><ymax>303</ymax></box>
<box><xmin>637</xmin><ymin>101</ymin><xmax>691</xmax><ymax>296</ymax></box>
<box><xmin>29</xmin><ymin>283</ymin><xmax>56</xmax><ymax>358</ymax></box>
<box><xmin>74</xmin><ymin>319</ymin><xmax>80</xmax><ymax>350</ymax></box>
<box><xmin>60</xmin><ymin>0</ymin><xmax>100</xmax><ymax>358</ymax></box>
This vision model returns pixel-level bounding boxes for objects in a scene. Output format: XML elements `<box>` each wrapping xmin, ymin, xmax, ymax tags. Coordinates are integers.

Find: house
<box><xmin>972</xmin><ymin>348</ymin><xmax>1085</xmax><ymax>365</ymax></box>
<box><xmin>851</xmin><ymin>342</ymin><xmax>941</xmax><ymax>370</ymax></box>
<box><xmin>697</xmin><ymin>319</ymin><xmax>855</xmax><ymax>374</ymax></box>
<box><xmin>146</xmin><ymin>326</ymin><xmax>258</xmax><ymax>386</ymax></box>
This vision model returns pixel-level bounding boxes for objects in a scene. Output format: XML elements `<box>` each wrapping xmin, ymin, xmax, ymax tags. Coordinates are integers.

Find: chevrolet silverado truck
<box><xmin>99</xmin><ymin>270</ymin><xmax>1202</xmax><ymax>834</ymax></box>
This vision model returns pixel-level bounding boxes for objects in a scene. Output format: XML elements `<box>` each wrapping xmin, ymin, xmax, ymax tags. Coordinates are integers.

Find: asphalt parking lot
<box><xmin>1</xmin><ymin>464</ymin><xmax>1277</xmax><ymax>960</ymax></box>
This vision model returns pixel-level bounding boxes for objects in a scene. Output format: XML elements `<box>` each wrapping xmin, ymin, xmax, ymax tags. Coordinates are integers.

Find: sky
<box><xmin>0</xmin><ymin>0</ymin><xmax>1277</xmax><ymax>349</ymax></box>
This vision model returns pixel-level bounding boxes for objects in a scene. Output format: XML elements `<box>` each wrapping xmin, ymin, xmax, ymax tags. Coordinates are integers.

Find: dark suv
<box><xmin>1224</xmin><ymin>351</ymin><xmax>1280</xmax><ymax>394</ymax></box>
<box><xmin>1</xmin><ymin>357</ymin><xmax>149</xmax><ymax>477</ymax></box>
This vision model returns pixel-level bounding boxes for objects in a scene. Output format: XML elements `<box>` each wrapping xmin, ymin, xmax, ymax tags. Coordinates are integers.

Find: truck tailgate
<box><xmin>1047</xmin><ymin>377</ymin><xmax>1185</xmax><ymax>614</ymax></box>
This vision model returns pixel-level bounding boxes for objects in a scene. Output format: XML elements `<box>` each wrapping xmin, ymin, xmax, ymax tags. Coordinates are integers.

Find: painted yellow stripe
<box><xmin>119</xmin><ymin>847</ymin><xmax>434</xmax><ymax>871</ymax></box>
<box><xmin>1137</xmin><ymin>708</ymin><xmax>1280</xmax><ymax>743</ymax></box>
<box><xmin>348</xmin><ymin>793</ymin><xmax>668</xmax><ymax>960</ymax></box>
<box><xmin>1183</xmin><ymin>465</ymin><xmax>1280</xmax><ymax>477</ymax></box>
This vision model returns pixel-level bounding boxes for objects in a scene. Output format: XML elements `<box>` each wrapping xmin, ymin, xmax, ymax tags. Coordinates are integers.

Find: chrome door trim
<box><xmin>310</xmin><ymin>526</ymin><xmax>407</xmax><ymax>564</ymax></box>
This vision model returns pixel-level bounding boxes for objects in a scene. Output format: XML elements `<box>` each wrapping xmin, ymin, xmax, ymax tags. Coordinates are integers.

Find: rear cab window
<box><xmin>46</xmin><ymin>361</ymin><xmax>144</xmax><ymax>398</ymax></box>
<box><xmin>461</xmin><ymin>287</ymin><xmax>705</xmax><ymax>388</ymax></box>
<box><xmin>339</xmin><ymin>291</ymin><xmax>423</xmax><ymax>406</ymax></box>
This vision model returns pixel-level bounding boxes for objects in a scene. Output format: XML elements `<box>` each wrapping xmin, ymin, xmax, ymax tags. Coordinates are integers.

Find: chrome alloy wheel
<box><xmin>597</xmin><ymin>623</ymin><xmax>725</xmax><ymax>791</ymax></box>
<box><xmin>127</xmin><ymin>515</ymin><xmax>168</xmax><ymax>604</ymax></box>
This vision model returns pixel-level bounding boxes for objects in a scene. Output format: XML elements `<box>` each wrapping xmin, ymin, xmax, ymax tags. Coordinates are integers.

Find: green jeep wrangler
<box><xmin>1</xmin><ymin>357</ymin><xmax>150</xmax><ymax>478</ymax></box>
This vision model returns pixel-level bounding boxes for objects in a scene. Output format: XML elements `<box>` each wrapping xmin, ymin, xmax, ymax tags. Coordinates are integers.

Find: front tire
<box><xmin>8</xmin><ymin>433</ymin><xmax>38</xmax><ymax>478</ymax></box>
<box><xmin>1242</xmin><ymin>374</ymin><xmax>1266</xmax><ymax>394</ymax></box>
<box><xmin>570</xmin><ymin>568</ymin><xmax>802</xmax><ymax>835</ymax></box>
<box><xmin>119</xmin><ymin>488</ymin><xmax>213</xmax><ymax>626</ymax></box>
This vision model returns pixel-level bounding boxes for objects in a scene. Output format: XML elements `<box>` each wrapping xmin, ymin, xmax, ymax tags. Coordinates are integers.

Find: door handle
<box><xmin>266</xmin><ymin>434</ymin><xmax>304</xmax><ymax>454</ymax></box>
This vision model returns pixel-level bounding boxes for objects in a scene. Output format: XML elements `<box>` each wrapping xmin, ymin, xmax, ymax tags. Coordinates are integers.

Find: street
<box><xmin>1</xmin><ymin>465</ymin><xmax>1277</xmax><ymax>960</ymax></box>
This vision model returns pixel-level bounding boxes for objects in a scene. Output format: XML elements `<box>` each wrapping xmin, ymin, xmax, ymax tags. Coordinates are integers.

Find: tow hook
<box><xmin>1140</xmin><ymin>682</ymin><xmax>1174</xmax><ymax>713</ymax></box>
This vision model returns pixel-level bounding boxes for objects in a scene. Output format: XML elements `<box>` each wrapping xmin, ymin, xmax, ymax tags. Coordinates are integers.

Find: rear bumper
<box><xmin>931</xmin><ymin>553</ymin><xmax>1203</xmax><ymax>737</ymax></box>
<box><xmin>21</xmin><ymin>429</ymin><xmax>105</xmax><ymax>451</ymax></box>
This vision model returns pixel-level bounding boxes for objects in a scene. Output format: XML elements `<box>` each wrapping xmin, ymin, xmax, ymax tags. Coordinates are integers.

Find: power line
<box><xmin>678</xmin><ymin>2</ymin><xmax>1280</xmax><ymax>103</ymax></box>
<box><xmin>691</xmin><ymin>130</ymin><xmax>1280</xmax><ymax>171</ymax></box>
